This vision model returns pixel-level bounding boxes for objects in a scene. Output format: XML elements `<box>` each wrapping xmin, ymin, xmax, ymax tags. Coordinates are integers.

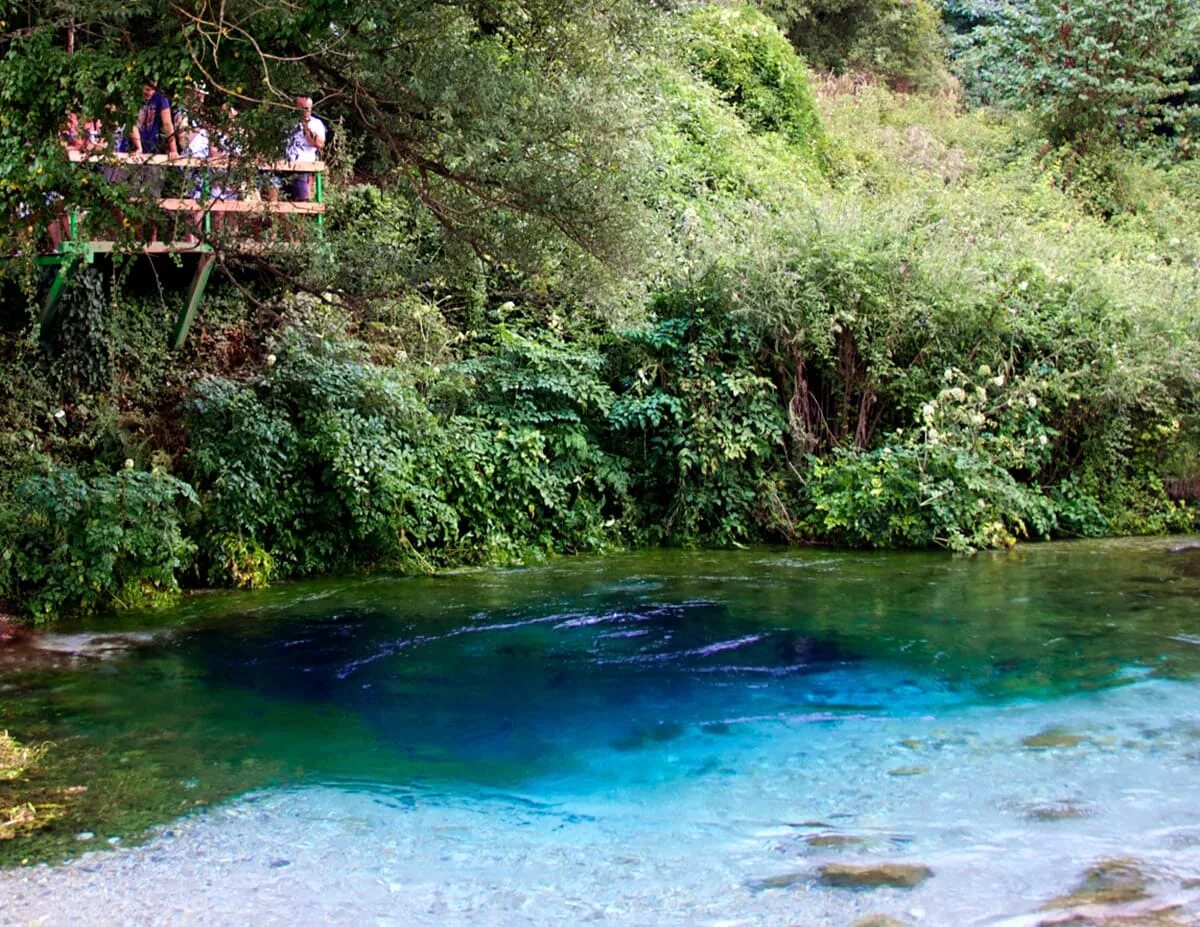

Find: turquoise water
<box><xmin>3</xmin><ymin>540</ymin><xmax>1200</xmax><ymax>924</ymax></box>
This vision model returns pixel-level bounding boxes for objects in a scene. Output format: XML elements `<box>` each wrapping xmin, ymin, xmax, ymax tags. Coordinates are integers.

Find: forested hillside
<box><xmin>1</xmin><ymin>0</ymin><xmax>1199</xmax><ymax>620</ymax></box>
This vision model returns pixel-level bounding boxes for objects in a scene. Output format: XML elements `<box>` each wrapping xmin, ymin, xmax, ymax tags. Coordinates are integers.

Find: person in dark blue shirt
<box><xmin>133</xmin><ymin>79</ymin><xmax>178</xmax><ymax>157</ymax></box>
<box><xmin>130</xmin><ymin>79</ymin><xmax>179</xmax><ymax>240</ymax></box>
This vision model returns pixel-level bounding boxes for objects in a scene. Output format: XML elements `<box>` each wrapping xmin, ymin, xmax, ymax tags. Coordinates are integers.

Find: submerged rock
<box><xmin>1044</xmin><ymin>858</ymin><xmax>1150</xmax><ymax>908</ymax></box>
<box><xmin>1036</xmin><ymin>905</ymin><xmax>1193</xmax><ymax>926</ymax></box>
<box><xmin>0</xmin><ymin>631</ymin><xmax>159</xmax><ymax>672</ymax></box>
<box><xmin>819</xmin><ymin>862</ymin><xmax>933</xmax><ymax>889</ymax></box>
<box><xmin>1032</xmin><ymin>857</ymin><xmax>1200</xmax><ymax>926</ymax></box>
<box><xmin>1018</xmin><ymin>799</ymin><xmax>1097</xmax><ymax>822</ymax></box>
<box><xmin>747</xmin><ymin>870</ymin><xmax>808</xmax><ymax>891</ymax></box>
<box><xmin>806</xmin><ymin>833</ymin><xmax>872</xmax><ymax>849</ymax></box>
<box><xmin>1168</xmin><ymin>542</ymin><xmax>1200</xmax><ymax>580</ymax></box>
<box><xmin>1023</xmin><ymin>728</ymin><xmax>1086</xmax><ymax>750</ymax></box>
<box><xmin>849</xmin><ymin>916</ymin><xmax>910</xmax><ymax>927</ymax></box>
<box><xmin>29</xmin><ymin>632</ymin><xmax>158</xmax><ymax>658</ymax></box>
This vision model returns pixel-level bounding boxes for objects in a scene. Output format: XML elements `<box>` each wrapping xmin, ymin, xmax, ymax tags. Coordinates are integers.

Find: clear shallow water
<box><xmin>4</xmin><ymin>540</ymin><xmax>1200</xmax><ymax>925</ymax></box>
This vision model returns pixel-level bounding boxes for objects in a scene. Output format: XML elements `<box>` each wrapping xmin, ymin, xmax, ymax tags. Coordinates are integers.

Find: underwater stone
<box><xmin>806</xmin><ymin>834</ymin><xmax>871</xmax><ymax>849</ymax></box>
<box><xmin>0</xmin><ymin>631</ymin><xmax>161</xmax><ymax>673</ymax></box>
<box><xmin>1036</xmin><ymin>906</ymin><xmax>1192</xmax><ymax>926</ymax></box>
<box><xmin>1020</xmin><ymin>800</ymin><xmax>1095</xmax><ymax>822</ymax></box>
<box><xmin>1042</xmin><ymin>857</ymin><xmax>1150</xmax><ymax>910</ymax></box>
<box><xmin>747</xmin><ymin>870</ymin><xmax>808</xmax><ymax>891</ymax></box>
<box><xmin>1023</xmin><ymin>729</ymin><xmax>1086</xmax><ymax>750</ymax></box>
<box><xmin>819</xmin><ymin>863</ymin><xmax>933</xmax><ymax>889</ymax></box>
<box><xmin>849</xmin><ymin>916</ymin><xmax>909</xmax><ymax>927</ymax></box>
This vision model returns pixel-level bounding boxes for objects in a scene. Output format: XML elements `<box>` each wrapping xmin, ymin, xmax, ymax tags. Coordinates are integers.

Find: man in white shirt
<box><xmin>177</xmin><ymin>82</ymin><xmax>212</xmax><ymax>160</ymax></box>
<box><xmin>285</xmin><ymin>95</ymin><xmax>326</xmax><ymax>202</ymax></box>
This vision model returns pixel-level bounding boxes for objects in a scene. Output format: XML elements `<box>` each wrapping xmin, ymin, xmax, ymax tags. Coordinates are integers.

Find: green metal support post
<box><xmin>37</xmin><ymin>220</ymin><xmax>93</xmax><ymax>332</ymax></box>
<box><xmin>171</xmin><ymin>248</ymin><xmax>216</xmax><ymax>350</ymax></box>
<box><xmin>315</xmin><ymin>171</ymin><xmax>324</xmax><ymax>236</ymax></box>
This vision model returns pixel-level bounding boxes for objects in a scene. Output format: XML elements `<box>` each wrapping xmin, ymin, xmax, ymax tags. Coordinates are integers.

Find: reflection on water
<box><xmin>1</xmin><ymin>538</ymin><xmax>1200</xmax><ymax>908</ymax></box>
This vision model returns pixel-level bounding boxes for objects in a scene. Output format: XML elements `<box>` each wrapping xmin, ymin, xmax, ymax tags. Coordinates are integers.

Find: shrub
<box><xmin>609</xmin><ymin>279</ymin><xmax>788</xmax><ymax>546</ymax></box>
<box><xmin>0</xmin><ymin>464</ymin><xmax>197</xmax><ymax>621</ymax></box>
<box><xmin>682</xmin><ymin>5</ymin><xmax>827</xmax><ymax>159</ymax></box>
<box><xmin>438</xmin><ymin>323</ymin><xmax>630</xmax><ymax>559</ymax></box>
<box><xmin>185</xmin><ymin>318</ymin><xmax>454</xmax><ymax>581</ymax></box>
<box><xmin>802</xmin><ymin>365</ymin><xmax>1058</xmax><ymax>551</ymax></box>
<box><xmin>758</xmin><ymin>0</ymin><xmax>952</xmax><ymax>93</ymax></box>
<box><xmin>953</xmin><ymin>0</ymin><xmax>1199</xmax><ymax>151</ymax></box>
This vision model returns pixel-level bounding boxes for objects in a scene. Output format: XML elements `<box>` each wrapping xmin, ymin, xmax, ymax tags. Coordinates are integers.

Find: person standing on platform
<box><xmin>176</xmin><ymin>82</ymin><xmax>211</xmax><ymax>159</ymax></box>
<box><xmin>177</xmin><ymin>83</ymin><xmax>212</xmax><ymax>244</ymax></box>
<box><xmin>132</xmin><ymin>79</ymin><xmax>178</xmax><ymax>158</ymax></box>
<box><xmin>130</xmin><ymin>79</ymin><xmax>178</xmax><ymax>241</ymax></box>
<box><xmin>285</xmin><ymin>95</ymin><xmax>325</xmax><ymax>202</ymax></box>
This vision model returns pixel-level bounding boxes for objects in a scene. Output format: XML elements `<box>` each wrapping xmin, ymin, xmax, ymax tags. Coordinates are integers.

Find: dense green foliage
<box><xmin>757</xmin><ymin>0</ymin><xmax>951</xmax><ymax>92</ymax></box>
<box><xmin>683</xmin><ymin>6</ymin><xmax>826</xmax><ymax>157</ymax></box>
<box><xmin>0</xmin><ymin>465</ymin><xmax>196</xmax><ymax>619</ymax></box>
<box><xmin>184</xmin><ymin>306</ymin><xmax>631</xmax><ymax>584</ymax></box>
<box><xmin>611</xmin><ymin>281</ymin><xmax>788</xmax><ymax>547</ymax></box>
<box><xmin>1</xmin><ymin>2</ymin><xmax>1199</xmax><ymax>620</ymax></box>
<box><xmin>953</xmin><ymin>0</ymin><xmax>1200</xmax><ymax>151</ymax></box>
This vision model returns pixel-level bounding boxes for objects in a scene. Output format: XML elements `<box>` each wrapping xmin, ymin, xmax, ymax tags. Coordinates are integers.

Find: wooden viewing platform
<box><xmin>39</xmin><ymin>151</ymin><xmax>329</xmax><ymax>348</ymax></box>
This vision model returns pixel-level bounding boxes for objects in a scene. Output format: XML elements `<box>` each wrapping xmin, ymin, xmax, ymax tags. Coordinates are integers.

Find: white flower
<box><xmin>943</xmin><ymin>368</ymin><xmax>955</xmax><ymax>382</ymax></box>
<box><xmin>53</xmin><ymin>409</ymin><xmax>66</xmax><ymax>420</ymax></box>
<box><xmin>992</xmin><ymin>375</ymin><xmax>1006</xmax><ymax>388</ymax></box>
<box><xmin>948</xmin><ymin>387</ymin><xmax>966</xmax><ymax>402</ymax></box>
<box><xmin>123</xmin><ymin>459</ymin><xmax>134</xmax><ymax>470</ymax></box>
<box><xmin>266</xmin><ymin>354</ymin><xmax>277</xmax><ymax>367</ymax></box>
<box><xmin>1038</xmin><ymin>434</ymin><xmax>1048</xmax><ymax>446</ymax></box>
<box><xmin>1027</xmin><ymin>395</ymin><xmax>1038</xmax><ymax>409</ymax></box>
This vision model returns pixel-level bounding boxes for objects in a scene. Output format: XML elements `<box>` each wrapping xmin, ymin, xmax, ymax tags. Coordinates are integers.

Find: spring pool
<box><xmin>3</xmin><ymin>540</ymin><xmax>1200</xmax><ymax>925</ymax></box>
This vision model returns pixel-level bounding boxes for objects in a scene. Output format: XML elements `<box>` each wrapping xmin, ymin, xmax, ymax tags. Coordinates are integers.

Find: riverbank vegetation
<box><xmin>1</xmin><ymin>0</ymin><xmax>1199</xmax><ymax>620</ymax></box>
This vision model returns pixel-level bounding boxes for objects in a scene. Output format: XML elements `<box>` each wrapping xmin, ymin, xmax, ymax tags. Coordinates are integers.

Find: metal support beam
<box><xmin>38</xmin><ymin>256</ymin><xmax>79</xmax><ymax>330</ymax></box>
<box><xmin>171</xmin><ymin>249</ymin><xmax>216</xmax><ymax>350</ymax></box>
<box><xmin>315</xmin><ymin>171</ymin><xmax>324</xmax><ymax>237</ymax></box>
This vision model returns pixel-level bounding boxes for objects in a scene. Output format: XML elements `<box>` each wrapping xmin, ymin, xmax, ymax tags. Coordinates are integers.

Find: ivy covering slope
<box><xmin>1</xmin><ymin>2</ymin><xmax>1199</xmax><ymax>620</ymax></box>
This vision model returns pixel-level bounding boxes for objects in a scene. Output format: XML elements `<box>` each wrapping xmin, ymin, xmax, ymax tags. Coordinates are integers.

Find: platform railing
<box><xmin>63</xmin><ymin>148</ymin><xmax>327</xmax><ymax>245</ymax></box>
<box><xmin>38</xmin><ymin>151</ymin><xmax>329</xmax><ymax>348</ymax></box>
